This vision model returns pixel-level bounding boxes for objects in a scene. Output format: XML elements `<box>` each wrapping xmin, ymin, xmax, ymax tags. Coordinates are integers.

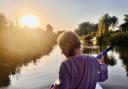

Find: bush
<box><xmin>109</xmin><ymin>32</ymin><xmax>128</xmax><ymax>46</ymax></box>
<box><xmin>97</xmin><ymin>31</ymin><xmax>128</xmax><ymax>46</ymax></box>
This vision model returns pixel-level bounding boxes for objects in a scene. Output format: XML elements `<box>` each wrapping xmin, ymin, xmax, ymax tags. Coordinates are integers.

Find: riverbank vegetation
<box><xmin>75</xmin><ymin>14</ymin><xmax>128</xmax><ymax>76</ymax></box>
<box><xmin>75</xmin><ymin>14</ymin><xmax>128</xmax><ymax>46</ymax></box>
<box><xmin>0</xmin><ymin>13</ymin><xmax>60</xmax><ymax>87</ymax></box>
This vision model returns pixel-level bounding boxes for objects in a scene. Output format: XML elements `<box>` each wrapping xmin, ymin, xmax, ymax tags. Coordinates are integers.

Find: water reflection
<box><xmin>115</xmin><ymin>46</ymin><xmax>128</xmax><ymax>77</ymax></box>
<box><xmin>5</xmin><ymin>46</ymin><xmax>62</xmax><ymax>89</ymax></box>
<box><xmin>0</xmin><ymin>45</ymin><xmax>55</xmax><ymax>88</ymax></box>
<box><xmin>0</xmin><ymin>43</ymin><xmax>128</xmax><ymax>88</ymax></box>
<box><xmin>0</xmin><ymin>29</ymin><xmax>58</xmax><ymax>87</ymax></box>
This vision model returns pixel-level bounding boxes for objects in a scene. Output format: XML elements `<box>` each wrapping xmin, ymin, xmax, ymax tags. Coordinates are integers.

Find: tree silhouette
<box><xmin>46</xmin><ymin>24</ymin><xmax>54</xmax><ymax>32</ymax></box>
<box><xmin>124</xmin><ymin>14</ymin><xmax>128</xmax><ymax>23</ymax></box>
<box><xmin>0</xmin><ymin>13</ymin><xmax>7</xmax><ymax>28</ymax></box>
<box><xmin>98</xmin><ymin>14</ymin><xmax>118</xmax><ymax>36</ymax></box>
<box><xmin>75</xmin><ymin>22</ymin><xmax>98</xmax><ymax>36</ymax></box>
<box><xmin>120</xmin><ymin>14</ymin><xmax>128</xmax><ymax>32</ymax></box>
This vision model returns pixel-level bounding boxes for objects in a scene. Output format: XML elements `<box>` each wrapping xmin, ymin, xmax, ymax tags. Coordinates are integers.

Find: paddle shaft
<box><xmin>96</xmin><ymin>46</ymin><xmax>113</xmax><ymax>59</ymax></box>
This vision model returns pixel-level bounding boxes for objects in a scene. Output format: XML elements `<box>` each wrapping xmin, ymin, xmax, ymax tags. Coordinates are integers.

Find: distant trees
<box><xmin>96</xmin><ymin>14</ymin><xmax>128</xmax><ymax>46</ymax></box>
<box><xmin>46</xmin><ymin>24</ymin><xmax>54</xmax><ymax>32</ymax></box>
<box><xmin>74</xmin><ymin>22</ymin><xmax>98</xmax><ymax>45</ymax></box>
<box><xmin>120</xmin><ymin>14</ymin><xmax>128</xmax><ymax>32</ymax></box>
<box><xmin>75</xmin><ymin>22</ymin><xmax>98</xmax><ymax>36</ymax></box>
<box><xmin>109</xmin><ymin>32</ymin><xmax>128</xmax><ymax>46</ymax></box>
<box><xmin>124</xmin><ymin>14</ymin><xmax>128</xmax><ymax>23</ymax></box>
<box><xmin>98</xmin><ymin>14</ymin><xmax>118</xmax><ymax>36</ymax></box>
<box><xmin>97</xmin><ymin>14</ymin><xmax>118</xmax><ymax>45</ymax></box>
<box><xmin>0</xmin><ymin>13</ymin><xmax>7</xmax><ymax>28</ymax></box>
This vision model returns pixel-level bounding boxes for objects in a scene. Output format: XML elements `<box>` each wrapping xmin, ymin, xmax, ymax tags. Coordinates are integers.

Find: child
<box><xmin>50</xmin><ymin>31</ymin><xmax>108</xmax><ymax>89</ymax></box>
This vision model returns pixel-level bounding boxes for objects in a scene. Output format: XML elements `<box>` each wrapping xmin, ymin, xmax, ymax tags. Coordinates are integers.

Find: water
<box><xmin>83</xmin><ymin>45</ymin><xmax>128</xmax><ymax>89</ymax></box>
<box><xmin>100</xmin><ymin>51</ymin><xmax>128</xmax><ymax>89</ymax></box>
<box><xmin>0</xmin><ymin>45</ymin><xmax>128</xmax><ymax>89</ymax></box>
<box><xmin>1</xmin><ymin>46</ymin><xmax>62</xmax><ymax>89</ymax></box>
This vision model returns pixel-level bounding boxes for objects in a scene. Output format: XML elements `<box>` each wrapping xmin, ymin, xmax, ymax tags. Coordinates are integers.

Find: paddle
<box><xmin>96</xmin><ymin>46</ymin><xmax>114</xmax><ymax>59</ymax></box>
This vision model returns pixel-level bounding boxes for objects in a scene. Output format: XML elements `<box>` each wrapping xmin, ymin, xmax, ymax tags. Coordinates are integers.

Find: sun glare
<box><xmin>19</xmin><ymin>14</ymin><xmax>40</xmax><ymax>28</ymax></box>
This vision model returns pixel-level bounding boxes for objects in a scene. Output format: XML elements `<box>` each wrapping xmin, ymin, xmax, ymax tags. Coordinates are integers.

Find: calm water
<box><xmin>1</xmin><ymin>46</ymin><xmax>62</xmax><ymax>89</ymax></box>
<box><xmin>0</xmin><ymin>45</ymin><xmax>128</xmax><ymax>89</ymax></box>
<box><xmin>100</xmin><ymin>51</ymin><xmax>128</xmax><ymax>89</ymax></box>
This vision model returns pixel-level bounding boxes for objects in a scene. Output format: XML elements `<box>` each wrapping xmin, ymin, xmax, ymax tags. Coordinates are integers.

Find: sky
<box><xmin>0</xmin><ymin>0</ymin><xmax>128</xmax><ymax>31</ymax></box>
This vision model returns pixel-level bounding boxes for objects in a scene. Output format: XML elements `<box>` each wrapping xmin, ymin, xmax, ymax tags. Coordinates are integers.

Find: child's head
<box><xmin>58</xmin><ymin>31</ymin><xmax>81</xmax><ymax>58</ymax></box>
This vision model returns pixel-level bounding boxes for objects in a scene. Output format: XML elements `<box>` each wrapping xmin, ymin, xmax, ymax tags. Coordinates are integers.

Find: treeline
<box><xmin>0</xmin><ymin>13</ymin><xmax>59</xmax><ymax>67</ymax></box>
<box><xmin>74</xmin><ymin>22</ymin><xmax>98</xmax><ymax>45</ymax></box>
<box><xmin>109</xmin><ymin>32</ymin><xmax>128</xmax><ymax>46</ymax></box>
<box><xmin>75</xmin><ymin>13</ymin><xmax>128</xmax><ymax>46</ymax></box>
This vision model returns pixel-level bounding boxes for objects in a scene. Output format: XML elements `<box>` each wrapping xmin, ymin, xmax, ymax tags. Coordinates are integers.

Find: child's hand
<box><xmin>49</xmin><ymin>84</ymin><xmax>54</xmax><ymax>89</ymax></box>
<box><xmin>97</xmin><ymin>55</ymin><xmax>105</xmax><ymax>64</ymax></box>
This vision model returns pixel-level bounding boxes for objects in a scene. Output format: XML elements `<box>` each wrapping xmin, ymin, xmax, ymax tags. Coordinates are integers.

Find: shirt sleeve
<box><xmin>90</xmin><ymin>55</ymin><xmax>108</xmax><ymax>82</ymax></box>
<box><xmin>51</xmin><ymin>62</ymin><xmax>70</xmax><ymax>89</ymax></box>
<box><xmin>97</xmin><ymin>63</ymin><xmax>108</xmax><ymax>82</ymax></box>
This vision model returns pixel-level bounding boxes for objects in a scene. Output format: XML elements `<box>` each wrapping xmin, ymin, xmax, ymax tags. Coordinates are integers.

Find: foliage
<box><xmin>0</xmin><ymin>26</ymin><xmax>58</xmax><ymax>87</ymax></box>
<box><xmin>124</xmin><ymin>14</ymin><xmax>128</xmax><ymax>23</ymax></box>
<box><xmin>0</xmin><ymin>13</ymin><xmax>7</xmax><ymax>28</ymax></box>
<box><xmin>75</xmin><ymin>22</ymin><xmax>98</xmax><ymax>36</ymax></box>
<box><xmin>46</xmin><ymin>24</ymin><xmax>54</xmax><ymax>32</ymax></box>
<box><xmin>98</xmin><ymin>14</ymin><xmax>118</xmax><ymax>36</ymax></box>
<box><xmin>109</xmin><ymin>32</ymin><xmax>128</xmax><ymax>46</ymax></box>
<box><xmin>97</xmin><ymin>31</ymin><xmax>128</xmax><ymax>46</ymax></box>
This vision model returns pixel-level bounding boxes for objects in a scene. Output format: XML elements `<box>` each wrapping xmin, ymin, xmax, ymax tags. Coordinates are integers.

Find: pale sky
<box><xmin>0</xmin><ymin>0</ymin><xmax>128</xmax><ymax>31</ymax></box>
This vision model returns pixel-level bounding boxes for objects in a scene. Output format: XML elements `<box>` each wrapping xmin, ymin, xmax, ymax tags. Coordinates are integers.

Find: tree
<box><xmin>124</xmin><ymin>14</ymin><xmax>128</xmax><ymax>23</ymax></box>
<box><xmin>0</xmin><ymin>13</ymin><xmax>7</xmax><ymax>28</ymax></box>
<box><xmin>120</xmin><ymin>14</ymin><xmax>128</xmax><ymax>32</ymax></box>
<box><xmin>75</xmin><ymin>22</ymin><xmax>98</xmax><ymax>36</ymax></box>
<box><xmin>46</xmin><ymin>24</ymin><xmax>54</xmax><ymax>32</ymax></box>
<box><xmin>98</xmin><ymin>14</ymin><xmax>118</xmax><ymax>36</ymax></box>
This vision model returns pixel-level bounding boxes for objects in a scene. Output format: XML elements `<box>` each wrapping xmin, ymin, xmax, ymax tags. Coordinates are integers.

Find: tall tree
<box><xmin>0</xmin><ymin>13</ymin><xmax>7</xmax><ymax>28</ymax></box>
<box><xmin>120</xmin><ymin>14</ymin><xmax>128</xmax><ymax>32</ymax></box>
<box><xmin>98</xmin><ymin>14</ymin><xmax>118</xmax><ymax>36</ymax></box>
<box><xmin>124</xmin><ymin>14</ymin><xmax>128</xmax><ymax>23</ymax></box>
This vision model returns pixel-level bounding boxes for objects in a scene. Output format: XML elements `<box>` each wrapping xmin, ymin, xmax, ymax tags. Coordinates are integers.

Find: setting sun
<box><xmin>19</xmin><ymin>14</ymin><xmax>40</xmax><ymax>28</ymax></box>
